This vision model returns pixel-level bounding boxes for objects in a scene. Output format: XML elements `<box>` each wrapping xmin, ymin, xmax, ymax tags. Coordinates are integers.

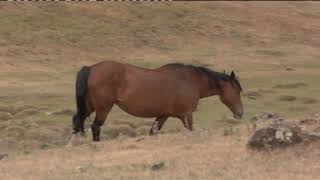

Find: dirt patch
<box><xmin>273</xmin><ymin>83</ymin><xmax>308</xmax><ymax>89</ymax></box>
<box><xmin>300</xmin><ymin>97</ymin><xmax>318</xmax><ymax>104</ymax></box>
<box><xmin>278</xmin><ymin>95</ymin><xmax>297</xmax><ymax>102</ymax></box>
<box><xmin>277</xmin><ymin>95</ymin><xmax>318</xmax><ymax>104</ymax></box>
<box><xmin>285</xmin><ymin>67</ymin><xmax>295</xmax><ymax>71</ymax></box>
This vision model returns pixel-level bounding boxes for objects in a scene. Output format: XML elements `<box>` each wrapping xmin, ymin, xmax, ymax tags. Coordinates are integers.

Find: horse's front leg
<box><xmin>179</xmin><ymin>112</ymin><xmax>193</xmax><ymax>131</ymax></box>
<box><xmin>186</xmin><ymin>113</ymin><xmax>193</xmax><ymax>131</ymax></box>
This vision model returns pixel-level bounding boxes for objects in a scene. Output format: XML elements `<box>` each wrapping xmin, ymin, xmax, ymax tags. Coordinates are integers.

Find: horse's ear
<box><xmin>231</xmin><ymin>71</ymin><xmax>235</xmax><ymax>80</ymax></box>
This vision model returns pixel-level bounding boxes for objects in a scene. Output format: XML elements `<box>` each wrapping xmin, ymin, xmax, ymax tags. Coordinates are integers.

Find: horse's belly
<box><xmin>116</xmin><ymin>101</ymin><xmax>165</xmax><ymax>118</ymax></box>
<box><xmin>116</xmin><ymin>90</ymin><xmax>173</xmax><ymax>118</ymax></box>
<box><xmin>116</xmin><ymin>69</ymin><xmax>177</xmax><ymax>117</ymax></box>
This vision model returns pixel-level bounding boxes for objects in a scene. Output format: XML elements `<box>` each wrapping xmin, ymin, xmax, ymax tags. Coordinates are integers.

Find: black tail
<box><xmin>73</xmin><ymin>66</ymin><xmax>90</xmax><ymax>133</ymax></box>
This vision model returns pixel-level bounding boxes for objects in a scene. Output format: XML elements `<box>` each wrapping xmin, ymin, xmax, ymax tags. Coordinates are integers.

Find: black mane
<box><xmin>162</xmin><ymin>63</ymin><xmax>242</xmax><ymax>91</ymax></box>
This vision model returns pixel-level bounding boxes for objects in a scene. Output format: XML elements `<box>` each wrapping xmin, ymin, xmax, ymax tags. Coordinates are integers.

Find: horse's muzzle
<box><xmin>233</xmin><ymin>112</ymin><xmax>243</xmax><ymax>119</ymax></box>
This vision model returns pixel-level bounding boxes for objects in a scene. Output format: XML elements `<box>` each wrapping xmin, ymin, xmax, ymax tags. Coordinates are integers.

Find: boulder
<box><xmin>249</xmin><ymin>115</ymin><xmax>320</xmax><ymax>150</ymax></box>
<box><xmin>248</xmin><ymin>120</ymin><xmax>304</xmax><ymax>149</ymax></box>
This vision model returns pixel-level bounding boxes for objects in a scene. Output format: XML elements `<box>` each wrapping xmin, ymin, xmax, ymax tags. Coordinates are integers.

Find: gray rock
<box><xmin>248</xmin><ymin>121</ymin><xmax>303</xmax><ymax>149</ymax></box>
<box><xmin>248</xmin><ymin>116</ymin><xmax>320</xmax><ymax>150</ymax></box>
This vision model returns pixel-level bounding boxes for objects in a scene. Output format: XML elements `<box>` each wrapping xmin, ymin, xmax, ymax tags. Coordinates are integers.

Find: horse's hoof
<box><xmin>150</xmin><ymin>122</ymin><xmax>159</xmax><ymax>135</ymax></box>
<box><xmin>92</xmin><ymin>136</ymin><xmax>100</xmax><ymax>142</ymax></box>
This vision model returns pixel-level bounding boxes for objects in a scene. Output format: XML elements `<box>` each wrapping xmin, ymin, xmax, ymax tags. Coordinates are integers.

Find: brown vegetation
<box><xmin>2</xmin><ymin>125</ymin><xmax>320</xmax><ymax>180</ymax></box>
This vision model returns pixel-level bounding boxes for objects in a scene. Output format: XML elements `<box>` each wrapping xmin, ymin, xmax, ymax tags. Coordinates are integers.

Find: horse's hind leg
<box><xmin>149</xmin><ymin>117</ymin><xmax>168</xmax><ymax>135</ymax></box>
<box><xmin>73</xmin><ymin>108</ymin><xmax>93</xmax><ymax>134</ymax></box>
<box><xmin>91</xmin><ymin>104</ymin><xmax>113</xmax><ymax>141</ymax></box>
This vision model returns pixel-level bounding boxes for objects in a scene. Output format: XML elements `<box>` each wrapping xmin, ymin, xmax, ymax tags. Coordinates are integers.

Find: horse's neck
<box><xmin>198</xmin><ymin>76</ymin><xmax>220</xmax><ymax>99</ymax></box>
<box><xmin>159</xmin><ymin>66</ymin><xmax>220</xmax><ymax>98</ymax></box>
<box><xmin>200</xmin><ymin>87</ymin><xmax>220</xmax><ymax>98</ymax></box>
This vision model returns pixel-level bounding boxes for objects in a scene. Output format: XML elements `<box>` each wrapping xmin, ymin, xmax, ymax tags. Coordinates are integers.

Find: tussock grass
<box><xmin>104</xmin><ymin>124</ymin><xmax>137</xmax><ymax>139</ymax></box>
<box><xmin>136</xmin><ymin>126</ymin><xmax>151</xmax><ymax>135</ymax></box>
<box><xmin>110</xmin><ymin>119</ymin><xmax>139</xmax><ymax>129</ymax></box>
<box><xmin>0</xmin><ymin>112</ymin><xmax>12</xmax><ymax>121</ymax></box>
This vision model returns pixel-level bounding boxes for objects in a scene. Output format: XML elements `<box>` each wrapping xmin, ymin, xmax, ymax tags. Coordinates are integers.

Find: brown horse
<box><xmin>72</xmin><ymin>61</ymin><xmax>243</xmax><ymax>141</ymax></box>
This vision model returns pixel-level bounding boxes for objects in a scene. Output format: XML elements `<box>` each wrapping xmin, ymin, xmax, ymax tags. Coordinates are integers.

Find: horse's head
<box><xmin>219</xmin><ymin>71</ymin><xmax>243</xmax><ymax>119</ymax></box>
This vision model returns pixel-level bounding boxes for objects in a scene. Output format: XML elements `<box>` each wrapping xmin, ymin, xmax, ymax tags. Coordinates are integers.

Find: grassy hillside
<box><xmin>1</xmin><ymin>2</ymin><xmax>319</xmax><ymax>68</ymax></box>
<box><xmin>0</xmin><ymin>3</ymin><xmax>320</xmax><ymax>176</ymax></box>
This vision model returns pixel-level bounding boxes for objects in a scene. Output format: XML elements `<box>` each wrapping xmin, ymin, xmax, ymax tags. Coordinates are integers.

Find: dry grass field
<box><xmin>2</xmin><ymin>127</ymin><xmax>320</xmax><ymax>180</ymax></box>
<box><xmin>0</xmin><ymin>2</ymin><xmax>320</xmax><ymax>179</ymax></box>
